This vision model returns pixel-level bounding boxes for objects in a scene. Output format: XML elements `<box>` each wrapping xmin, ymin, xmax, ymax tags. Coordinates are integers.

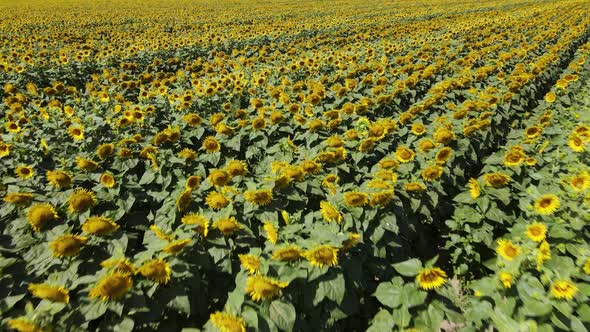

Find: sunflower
<box><xmin>484</xmin><ymin>172</ymin><xmax>510</xmax><ymax>188</ymax></box>
<box><xmin>27</xmin><ymin>203</ymin><xmax>58</xmax><ymax>231</ymax></box>
<box><xmin>239</xmin><ymin>254</ymin><xmax>261</xmax><ymax>275</ymax></box>
<box><xmin>378</xmin><ymin>158</ymin><xmax>398</xmax><ymax>170</ymax></box>
<box><xmin>49</xmin><ymin>234</ymin><xmax>88</xmax><ymax>258</ymax></box>
<box><xmin>342</xmin><ymin>233</ymin><xmax>361</xmax><ymax>250</ymax></box>
<box><xmin>496</xmin><ymin>239</ymin><xmax>520</xmax><ymax>261</ymax></box>
<box><xmin>208</xmin><ymin>169</ymin><xmax>231</xmax><ymax>187</ymax></box>
<box><xmin>433</xmin><ymin>127</ymin><xmax>455</xmax><ymax>144</ymax></box>
<box><xmin>544</xmin><ymin>92</ymin><xmax>556</xmax><ymax>103</ymax></box>
<box><xmin>205</xmin><ymin>191</ymin><xmax>230</xmax><ymax>210</ymax></box>
<box><xmin>534</xmin><ymin>194</ymin><xmax>560</xmax><ymax>215</ymax></box>
<box><xmin>89</xmin><ymin>272</ymin><xmax>133</xmax><ymax>301</ymax></box>
<box><xmin>4</xmin><ymin>192</ymin><xmax>34</xmax><ymax>206</ymax></box>
<box><xmin>184</xmin><ymin>175</ymin><xmax>201</xmax><ymax>190</ymax></box>
<box><xmin>569</xmin><ymin>172</ymin><xmax>590</xmax><ymax>191</ymax></box>
<box><xmin>210</xmin><ymin>311</ymin><xmax>246</xmax><ymax>332</ymax></box>
<box><xmin>263</xmin><ymin>222</ymin><xmax>278</xmax><ymax>244</ymax></box>
<box><xmin>583</xmin><ymin>259</ymin><xmax>590</xmax><ymax>275</ymax></box>
<box><xmin>526</xmin><ymin>222</ymin><xmax>546</xmax><ymax>242</ymax></box>
<box><xmin>370</xmin><ymin>190</ymin><xmax>395</xmax><ymax>207</ymax></box>
<box><xmin>320</xmin><ymin>201</ymin><xmax>342</xmax><ymax>223</ymax></box>
<box><xmin>300</xmin><ymin>160</ymin><xmax>321</xmax><ymax>174</ymax></box>
<box><xmin>150</xmin><ymin>225</ymin><xmax>173</xmax><ymax>241</ymax></box>
<box><xmin>358</xmin><ymin>138</ymin><xmax>376</xmax><ymax>152</ymax></box>
<box><xmin>139</xmin><ymin>259</ymin><xmax>172</xmax><ymax>285</ymax></box>
<box><xmin>499</xmin><ymin>272</ymin><xmax>513</xmax><ymax>288</ymax></box>
<box><xmin>46</xmin><ymin>170</ymin><xmax>72</xmax><ymax>189</ymax></box>
<box><xmin>244</xmin><ymin>189</ymin><xmax>273</xmax><ymax>206</ymax></box>
<box><xmin>272</xmin><ymin>246</ymin><xmax>304</xmax><ymax>262</ymax></box>
<box><xmin>410</xmin><ymin>123</ymin><xmax>427</xmax><ymax>136</ymax></box>
<box><xmin>568</xmin><ymin>135</ymin><xmax>584</xmax><ymax>152</ymax></box>
<box><xmin>0</xmin><ymin>142</ymin><xmax>12</xmax><ymax>158</ymax></box>
<box><xmin>551</xmin><ymin>280</ymin><xmax>578</xmax><ymax>300</ymax></box>
<box><xmin>213</xmin><ymin>216</ymin><xmax>243</xmax><ymax>236</ymax></box>
<box><xmin>176</xmin><ymin>189</ymin><xmax>192</xmax><ymax>212</ymax></box>
<box><xmin>68</xmin><ymin>189</ymin><xmax>96</xmax><ymax>214</ymax></box>
<box><xmin>178</xmin><ymin>148</ymin><xmax>198</xmax><ymax>161</ymax></box>
<box><xmin>15</xmin><ymin>165</ymin><xmax>34</xmax><ymax>179</ymax></box>
<box><xmin>404</xmin><ymin>182</ymin><xmax>426</xmax><ymax>193</ymax></box>
<box><xmin>76</xmin><ymin>157</ymin><xmax>98</xmax><ymax>172</ymax></box>
<box><xmin>421</xmin><ymin>165</ymin><xmax>443</xmax><ymax>181</ymax></box>
<box><xmin>28</xmin><ymin>283</ymin><xmax>70</xmax><ymax>303</ymax></box>
<box><xmin>503</xmin><ymin>150</ymin><xmax>525</xmax><ymax>167</ymax></box>
<box><xmin>226</xmin><ymin>160</ymin><xmax>248</xmax><ymax>177</ymax></box>
<box><xmin>100</xmin><ymin>258</ymin><xmax>136</xmax><ymax>274</ymax></box>
<box><xmin>416</xmin><ymin>267</ymin><xmax>447</xmax><ymax>290</ymax></box>
<box><xmin>435</xmin><ymin>147</ymin><xmax>453</xmax><ymax>164</ymax></box>
<box><xmin>5</xmin><ymin>121</ymin><xmax>20</xmax><ymax>133</ymax></box>
<box><xmin>395</xmin><ymin>146</ymin><xmax>415</xmax><ymax>163</ymax></box>
<box><xmin>96</xmin><ymin>143</ymin><xmax>115</xmax><ymax>160</ymax></box>
<box><xmin>245</xmin><ymin>275</ymin><xmax>289</xmax><ymax>302</ymax></box>
<box><xmin>82</xmin><ymin>216</ymin><xmax>119</xmax><ymax>236</ymax></box>
<box><xmin>202</xmin><ymin>136</ymin><xmax>221</xmax><ymax>153</ymax></box>
<box><xmin>524</xmin><ymin>126</ymin><xmax>542</xmax><ymax>139</ymax></box>
<box><xmin>7</xmin><ymin>318</ymin><xmax>44</xmax><ymax>332</ymax></box>
<box><xmin>163</xmin><ymin>239</ymin><xmax>192</xmax><ymax>255</ymax></box>
<box><xmin>182</xmin><ymin>113</ymin><xmax>203</xmax><ymax>127</ymax></box>
<box><xmin>418</xmin><ymin>139</ymin><xmax>437</xmax><ymax>152</ymax></box>
<box><xmin>536</xmin><ymin>240</ymin><xmax>551</xmax><ymax>268</ymax></box>
<box><xmin>181</xmin><ymin>213</ymin><xmax>209</xmax><ymax>237</ymax></box>
<box><xmin>100</xmin><ymin>172</ymin><xmax>116</xmax><ymax>188</ymax></box>
<box><xmin>305</xmin><ymin>245</ymin><xmax>338</xmax><ymax>267</ymax></box>
<box><xmin>343</xmin><ymin>191</ymin><xmax>368</xmax><ymax>208</ymax></box>
<box><xmin>68</xmin><ymin>125</ymin><xmax>84</xmax><ymax>140</ymax></box>
<box><xmin>467</xmin><ymin>178</ymin><xmax>481</xmax><ymax>199</ymax></box>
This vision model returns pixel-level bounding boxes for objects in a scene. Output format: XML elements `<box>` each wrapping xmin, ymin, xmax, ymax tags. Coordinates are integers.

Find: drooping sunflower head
<box><xmin>208</xmin><ymin>169</ymin><xmax>231</xmax><ymax>187</ymax></box>
<box><xmin>343</xmin><ymin>191</ymin><xmax>368</xmax><ymax>208</ymax></box>
<box><xmin>467</xmin><ymin>178</ymin><xmax>481</xmax><ymax>199</ymax></box>
<box><xmin>46</xmin><ymin>170</ymin><xmax>72</xmax><ymax>189</ymax></box>
<box><xmin>139</xmin><ymin>259</ymin><xmax>172</xmax><ymax>285</ymax></box>
<box><xmin>82</xmin><ymin>216</ymin><xmax>119</xmax><ymax>236</ymax></box>
<box><xmin>49</xmin><ymin>234</ymin><xmax>88</xmax><ymax>258</ymax></box>
<box><xmin>245</xmin><ymin>275</ymin><xmax>289</xmax><ymax>302</ymax></box>
<box><xmin>534</xmin><ymin>194</ymin><xmax>560</xmax><ymax>215</ymax></box>
<box><xmin>300</xmin><ymin>160</ymin><xmax>321</xmax><ymax>174</ymax></box>
<box><xmin>181</xmin><ymin>213</ymin><xmax>209</xmax><ymax>237</ymax></box>
<box><xmin>15</xmin><ymin>165</ymin><xmax>34</xmax><ymax>179</ymax></box>
<box><xmin>178</xmin><ymin>148</ymin><xmax>198</xmax><ymax>161</ymax></box>
<box><xmin>305</xmin><ymin>245</ymin><xmax>338</xmax><ymax>267</ymax></box>
<box><xmin>551</xmin><ymin>280</ymin><xmax>578</xmax><ymax>300</ymax></box>
<box><xmin>484</xmin><ymin>172</ymin><xmax>510</xmax><ymax>188</ymax></box>
<box><xmin>421</xmin><ymin>165</ymin><xmax>443</xmax><ymax>182</ymax></box>
<box><xmin>496</xmin><ymin>239</ymin><xmax>520</xmax><ymax>261</ymax></box>
<box><xmin>205</xmin><ymin>191</ymin><xmax>230</xmax><ymax>210</ymax></box>
<box><xmin>100</xmin><ymin>258</ymin><xmax>136</xmax><ymax>274</ymax></box>
<box><xmin>68</xmin><ymin>189</ymin><xmax>96</xmax><ymax>214</ymax></box>
<box><xmin>185</xmin><ymin>175</ymin><xmax>201</xmax><ymax>191</ymax></box>
<box><xmin>369</xmin><ymin>190</ymin><xmax>395</xmax><ymax>207</ymax></box>
<box><xmin>418</xmin><ymin>139</ymin><xmax>437</xmax><ymax>152</ymax></box>
<box><xmin>433</xmin><ymin>127</ymin><xmax>455</xmax><ymax>144</ymax></box>
<box><xmin>526</xmin><ymin>222</ymin><xmax>546</xmax><ymax>242</ymax></box>
<box><xmin>210</xmin><ymin>311</ymin><xmax>246</xmax><ymax>332</ymax></box>
<box><xmin>76</xmin><ymin>157</ymin><xmax>98</xmax><ymax>172</ymax></box>
<box><xmin>96</xmin><ymin>143</ymin><xmax>115</xmax><ymax>160</ymax></box>
<box><xmin>404</xmin><ymin>182</ymin><xmax>426</xmax><ymax>193</ymax></box>
<box><xmin>28</xmin><ymin>283</ymin><xmax>70</xmax><ymax>303</ymax></box>
<box><xmin>89</xmin><ymin>272</ymin><xmax>133</xmax><ymax>301</ymax></box>
<box><xmin>435</xmin><ymin>147</ymin><xmax>453</xmax><ymax>164</ymax></box>
<box><xmin>27</xmin><ymin>203</ymin><xmax>58</xmax><ymax>231</ymax></box>
<box><xmin>163</xmin><ymin>239</ymin><xmax>192</xmax><ymax>255</ymax></box>
<box><xmin>239</xmin><ymin>254</ymin><xmax>261</xmax><ymax>275</ymax></box>
<box><xmin>4</xmin><ymin>192</ymin><xmax>34</xmax><ymax>206</ymax></box>
<box><xmin>100</xmin><ymin>172</ymin><xmax>116</xmax><ymax>188</ymax></box>
<box><xmin>263</xmin><ymin>222</ymin><xmax>278</xmax><ymax>244</ymax></box>
<box><xmin>416</xmin><ymin>267</ymin><xmax>447</xmax><ymax>290</ymax></box>
<box><xmin>176</xmin><ymin>189</ymin><xmax>192</xmax><ymax>212</ymax></box>
<box><xmin>213</xmin><ymin>216</ymin><xmax>243</xmax><ymax>236</ymax></box>
<box><xmin>320</xmin><ymin>201</ymin><xmax>342</xmax><ymax>223</ymax></box>
<box><xmin>7</xmin><ymin>317</ymin><xmax>44</xmax><ymax>332</ymax></box>
<box><xmin>499</xmin><ymin>272</ymin><xmax>513</xmax><ymax>288</ymax></box>
<box><xmin>202</xmin><ymin>136</ymin><xmax>221</xmax><ymax>153</ymax></box>
<box><xmin>244</xmin><ymin>189</ymin><xmax>273</xmax><ymax>206</ymax></box>
<box><xmin>272</xmin><ymin>246</ymin><xmax>303</xmax><ymax>262</ymax></box>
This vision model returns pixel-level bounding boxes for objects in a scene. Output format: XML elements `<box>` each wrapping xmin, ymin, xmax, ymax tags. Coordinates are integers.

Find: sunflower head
<box><xmin>404</xmin><ymin>182</ymin><xmax>426</xmax><ymax>193</ymax></box>
<box><xmin>163</xmin><ymin>239</ymin><xmax>192</xmax><ymax>255</ymax></box>
<box><xmin>15</xmin><ymin>165</ymin><xmax>34</xmax><ymax>179</ymax></box>
<box><xmin>239</xmin><ymin>254</ymin><xmax>261</xmax><ymax>275</ymax></box>
<box><xmin>343</xmin><ymin>191</ymin><xmax>368</xmax><ymax>207</ymax></box>
<box><xmin>213</xmin><ymin>216</ymin><xmax>243</xmax><ymax>236</ymax></box>
<box><xmin>7</xmin><ymin>317</ymin><xmax>44</xmax><ymax>332</ymax></box>
<box><xmin>205</xmin><ymin>191</ymin><xmax>230</xmax><ymax>210</ymax></box>
<box><xmin>263</xmin><ymin>222</ymin><xmax>278</xmax><ymax>244</ymax></box>
<box><xmin>4</xmin><ymin>192</ymin><xmax>34</xmax><ymax>206</ymax></box>
<box><xmin>82</xmin><ymin>216</ymin><xmax>119</xmax><ymax>236</ymax></box>
<box><xmin>484</xmin><ymin>172</ymin><xmax>510</xmax><ymax>188</ymax></box>
<box><xmin>28</xmin><ymin>283</ymin><xmax>70</xmax><ymax>303</ymax></box>
<box><xmin>46</xmin><ymin>170</ymin><xmax>72</xmax><ymax>189</ymax></box>
<box><xmin>27</xmin><ymin>203</ymin><xmax>58</xmax><ymax>231</ymax></box>
<box><xmin>416</xmin><ymin>267</ymin><xmax>447</xmax><ymax>290</ymax></box>
<box><xmin>176</xmin><ymin>189</ymin><xmax>192</xmax><ymax>212</ymax></box>
<box><xmin>369</xmin><ymin>190</ymin><xmax>395</xmax><ymax>207</ymax></box>
<box><xmin>68</xmin><ymin>125</ymin><xmax>84</xmax><ymax>140</ymax></box>
<box><xmin>49</xmin><ymin>234</ymin><xmax>88</xmax><ymax>258</ymax></box>
<box><xmin>100</xmin><ymin>172</ymin><xmax>116</xmax><ymax>188</ymax></box>
<box><xmin>245</xmin><ymin>275</ymin><xmax>289</xmax><ymax>302</ymax></box>
<box><xmin>244</xmin><ymin>189</ymin><xmax>273</xmax><ymax>206</ymax></box>
<box><xmin>526</xmin><ymin>222</ymin><xmax>546</xmax><ymax>242</ymax></box>
<box><xmin>467</xmin><ymin>178</ymin><xmax>481</xmax><ymax>199</ymax></box>
<box><xmin>225</xmin><ymin>160</ymin><xmax>248</xmax><ymax>177</ymax></box>
<box><xmin>76</xmin><ymin>157</ymin><xmax>98</xmax><ymax>172</ymax></box>
<box><xmin>96</xmin><ymin>143</ymin><xmax>115</xmax><ymax>160</ymax></box>
<box><xmin>181</xmin><ymin>213</ymin><xmax>209</xmax><ymax>237</ymax></box>
<box><xmin>68</xmin><ymin>189</ymin><xmax>96</xmax><ymax>214</ymax></box>
<box><xmin>139</xmin><ymin>259</ymin><xmax>172</xmax><ymax>284</ymax></box>
<box><xmin>89</xmin><ymin>272</ymin><xmax>133</xmax><ymax>301</ymax></box>
<box><xmin>208</xmin><ymin>169</ymin><xmax>231</xmax><ymax>187</ymax></box>
<box><xmin>202</xmin><ymin>136</ymin><xmax>221</xmax><ymax>153</ymax></box>
<box><xmin>499</xmin><ymin>272</ymin><xmax>513</xmax><ymax>288</ymax></box>
<box><xmin>100</xmin><ymin>258</ymin><xmax>136</xmax><ymax>274</ymax></box>
<box><xmin>320</xmin><ymin>201</ymin><xmax>342</xmax><ymax>223</ymax></box>
<box><xmin>496</xmin><ymin>239</ymin><xmax>520</xmax><ymax>261</ymax></box>
<box><xmin>272</xmin><ymin>246</ymin><xmax>304</xmax><ymax>262</ymax></box>
<box><xmin>395</xmin><ymin>146</ymin><xmax>415</xmax><ymax>163</ymax></box>
<box><xmin>210</xmin><ymin>311</ymin><xmax>246</xmax><ymax>332</ymax></box>
<box><xmin>534</xmin><ymin>194</ymin><xmax>560</xmax><ymax>215</ymax></box>
<box><xmin>421</xmin><ymin>165</ymin><xmax>443</xmax><ymax>182</ymax></box>
<box><xmin>305</xmin><ymin>245</ymin><xmax>338</xmax><ymax>267</ymax></box>
<box><xmin>551</xmin><ymin>280</ymin><xmax>578</xmax><ymax>300</ymax></box>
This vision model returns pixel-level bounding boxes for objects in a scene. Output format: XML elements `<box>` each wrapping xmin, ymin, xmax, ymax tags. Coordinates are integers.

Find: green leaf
<box><xmin>269</xmin><ymin>300</ymin><xmax>296</xmax><ymax>332</ymax></box>
<box><xmin>392</xmin><ymin>305</ymin><xmax>411</xmax><ymax>328</ymax></box>
<box><xmin>374</xmin><ymin>279</ymin><xmax>403</xmax><ymax>309</ymax></box>
<box><xmin>314</xmin><ymin>273</ymin><xmax>345</xmax><ymax>305</ymax></box>
<box><xmin>392</xmin><ymin>259</ymin><xmax>423</xmax><ymax>277</ymax></box>
<box><xmin>81</xmin><ymin>300</ymin><xmax>109</xmax><ymax>321</ymax></box>
<box><xmin>367</xmin><ymin>309</ymin><xmax>394</xmax><ymax>332</ymax></box>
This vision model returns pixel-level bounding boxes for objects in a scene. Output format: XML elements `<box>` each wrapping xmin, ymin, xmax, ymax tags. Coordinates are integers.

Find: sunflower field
<box><xmin>1</xmin><ymin>0</ymin><xmax>590</xmax><ymax>331</ymax></box>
